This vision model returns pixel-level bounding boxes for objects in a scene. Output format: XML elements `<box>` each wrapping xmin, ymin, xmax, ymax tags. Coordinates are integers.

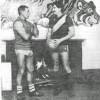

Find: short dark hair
<box><xmin>53</xmin><ymin>1</ymin><xmax>64</xmax><ymax>13</ymax></box>
<box><xmin>18</xmin><ymin>5</ymin><xmax>28</xmax><ymax>15</ymax></box>
<box><xmin>53</xmin><ymin>1</ymin><xmax>62</xmax><ymax>8</ymax></box>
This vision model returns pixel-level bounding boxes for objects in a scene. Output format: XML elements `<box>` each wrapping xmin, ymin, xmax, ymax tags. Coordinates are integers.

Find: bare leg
<box><xmin>26</xmin><ymin>55</ymin><xmax>34</xmax><ymax>85</ymax></box>
<box><xmin>51</xmin><ymin>53</ymin><xmax>62</xmax><ymax>96</ymax></box>
<box><xmin>26</xmin><ymin>54</ymin><xmax>44</xmax><ymax>96</ymax></box>
<box><xmin>26</xmin><ymin>54</ymin><xmax>36</xmax><ymax>94</ymax></box>
<box><xmin>16</xmin><ymin>54</ymin><xmax>25</xmax><ymax>95</ymax></box>
<box><xmin>16</xmin><ymin>54</ymin><xmax>25</xmax><ymax>86</ymax></box>
<box><xmin>60</xmin><ymin>51</ymin><xmax>71</xmax><ymax>73</ymax></box>
<box><xmin>51</xmin><ymin>52</ymin><xmax>59</xmax><ymax>72</ymax></box>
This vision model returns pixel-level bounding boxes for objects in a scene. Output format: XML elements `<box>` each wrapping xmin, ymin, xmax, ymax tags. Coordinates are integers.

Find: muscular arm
<box><xmin>14</xmin><ymin>21</ymin><xmax>32</xmax><ymax>40</ymax></box>
<box><xmin>60</xmin><ymin>26</ymin><xmax>75</xmax><ymax>42</ymax></box>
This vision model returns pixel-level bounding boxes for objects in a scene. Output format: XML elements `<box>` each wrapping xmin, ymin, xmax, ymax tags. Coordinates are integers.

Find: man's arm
<box><xmin>32</xmin><ymin>23</ymin><xmax>39</xmax><ymax>38</ymax></box>
<box><xmin>60</xmin><ymin>26</ymin><xmax>75</xmax><ymax>42</ymax></box>
<box><xmin>14</xmin><ymin>21</ymin><xmax>32</xmax><ymax>40</ymax></box>
<box><xmin>53</xmin><ymin>26</ymin><xmax>75</xmax><ymax>48</ymax></box>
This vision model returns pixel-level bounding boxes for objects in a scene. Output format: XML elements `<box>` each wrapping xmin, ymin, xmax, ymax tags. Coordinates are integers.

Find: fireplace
<box><xmin>6</xmin><ymin>39</ymin><xmax>84</xmax><ymax>81</ymax></box>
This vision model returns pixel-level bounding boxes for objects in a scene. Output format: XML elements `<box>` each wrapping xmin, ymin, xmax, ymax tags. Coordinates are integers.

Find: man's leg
<box><xmin>26</xmin><ymin>55</ymin><xmax>34</xmax><ymax>85</ymax></box>
<box><xmin>50</xmin><ymin>52</ymin><xmax>62</xmax><ymax>96</ymax></box>
<box><xmin>60</xmin><ymin>51</ymin><xmax>71</xmax><ymax>74</ymax></box>
<box><xmin>60</xmin><ymin>50</ymin><xmax>74</xmax><ymax>86</ymax></box>
<box><xmin>16</xmin><ymin>53</ymin><xmax>25</xmax><ymax>98</ymax></box>
<box><xmin>60</xmin><ymin>51</ymin><xmax>74</xmax><ymax>91</ymax></box>
<box><xmin>51</xmin><ymin>52</ymin><xmax>59</xmax><ymax>72</ymax></box>
<box><xmin>26</xmin><ymin>54</ymin><xmax>44</xmax><ymax>97</ymax></box>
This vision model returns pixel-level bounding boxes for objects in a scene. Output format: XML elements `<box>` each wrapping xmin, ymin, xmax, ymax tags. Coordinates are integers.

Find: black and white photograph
<box><xmin>0</xmin><ymin>0</ymin><xmax>100</xmax><ymax>100</ymax></box>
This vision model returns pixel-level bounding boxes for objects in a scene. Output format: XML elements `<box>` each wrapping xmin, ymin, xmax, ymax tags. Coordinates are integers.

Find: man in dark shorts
<box><xmin>48</xmin><ymin>1</ymin><xmax>75</xmax><ymax>96</ymax></box>
<box><xmin>13</xmin><ymin>5</ymin><xmax>44</xmax><ymax>99</ymax></box>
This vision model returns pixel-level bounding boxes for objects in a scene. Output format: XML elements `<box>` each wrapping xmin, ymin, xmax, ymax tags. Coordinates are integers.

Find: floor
<box><xmin>2</xmin><ymin>83</ymin><xmax>100</xmax><ymax>100</ymax></box>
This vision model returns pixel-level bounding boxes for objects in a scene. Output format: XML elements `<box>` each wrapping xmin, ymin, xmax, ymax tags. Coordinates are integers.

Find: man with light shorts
<box><xmin>13</xmin><ymin>5</ymin><xmax>44</xmax><ymax>99</ymax></box>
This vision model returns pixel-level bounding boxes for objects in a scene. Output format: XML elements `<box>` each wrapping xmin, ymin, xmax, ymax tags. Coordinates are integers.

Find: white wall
<box><xmin>82</xmin><ymin>23</ymin><xmax>100</xmax><ymax>69</ymax></box>
<box><xmin>72</xmin><ymin>0</ymin><xmax>100</xmax><ymax>69</ymax></box>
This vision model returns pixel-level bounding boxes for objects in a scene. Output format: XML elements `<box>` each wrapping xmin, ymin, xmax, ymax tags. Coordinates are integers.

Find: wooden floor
<box><xmin>2</xmin><ymin>83</ymin><xmax>100</xmax><ymax>100</ymax></box>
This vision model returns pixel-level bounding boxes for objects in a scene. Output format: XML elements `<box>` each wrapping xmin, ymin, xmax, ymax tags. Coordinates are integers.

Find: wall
<box><xmin>0</xmin><ymin>0</ymin><xmax>100</xmax><ymax>70</ymax></box>
<box><xmin>72</xmin><ymin>0</ymin><xmax>100</xmax><ymax>69</ymax></box>
<box><xmin>82</xmin><ymin>24</ymin><xmax>100</xmax><ymax>69</ymax></box>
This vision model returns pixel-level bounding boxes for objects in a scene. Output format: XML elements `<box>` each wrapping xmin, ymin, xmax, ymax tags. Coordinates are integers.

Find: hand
<box><xmin>53</xmin><ymin>39</ymin><xmax>62</xmax><ymax>47</ymax></box>
<box><xmin>47</xmin><ymin>39</ymin><xmax>61</xmax><ymax>49</ymax></box>
<box><xmin>31</xmin><ymin>25</ymin><xmax>39</xmax><ymax>38</ymax></box>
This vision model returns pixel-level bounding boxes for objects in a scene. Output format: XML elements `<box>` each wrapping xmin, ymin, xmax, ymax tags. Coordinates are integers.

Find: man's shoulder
<box><xmin>65</xmin><ymin>16</ymin><xmax>74</xmax><ymax>26</ymax></box>
<box><xmin>65</xmin><ymin>16</ymin><xmax>72</xmax><ymax>22</ymax></box>
<box><xmin>13</xmin><ymin>19</ymin><xmax>23</xmax><ymax>29</ymax></box>
<box><xmin>14</xmin><ymin>20</ymin><xmax>22</xmax><ymax>25</ymax></box>
<box><xmin>14</xmin><ymin>17</ymin><xmax>20</xmax><ymax>22</ymax></box>
<box><xmin>14</xmin><ymin>17</ymin><xmax>21</xmax><ymax>24</ymax></box>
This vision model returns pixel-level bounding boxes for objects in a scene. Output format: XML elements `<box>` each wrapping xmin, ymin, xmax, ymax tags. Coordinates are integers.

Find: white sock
<box><xmin>65</xmin><ymin>67</ymin><xmax>72</xmax><ymax>73</ymax></box>
<box><xmin>29</xmin><ymin>84</ymin><xmax>35</xmax><ymax>92</ymax></box>
<box><xmin>17</xmin><ymin>86</ymin><xmax>23</xmax><ymax>94</ymax></box>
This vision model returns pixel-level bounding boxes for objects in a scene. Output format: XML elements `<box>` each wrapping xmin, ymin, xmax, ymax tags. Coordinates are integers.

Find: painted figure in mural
<box><xmin>1</xmin><ymin>0</ymin><xmax>99</xmax><ymax>29</ymax></box>
<box><xmin>13</xmin><ymin>5</ymin><xmax>44</xmax><ymax>99</ymax></box>
<box><xmin>46</xmin><ymin>1</ymin><xmax>75</xmax><ymax>96</ymax></box>
<box><xmin>46</xmin><ymin>0</ymin><xmax>99</xmax><ymax>26</ymax></box>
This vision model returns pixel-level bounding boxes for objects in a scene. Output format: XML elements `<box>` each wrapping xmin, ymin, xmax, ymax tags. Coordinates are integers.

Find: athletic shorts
<box><xmin>15</xmin><ymin>49</ymin><xmax>33</xmax><ymax>57</ymax></box>
<box><xmin>51</xmin><ymin>45</ymin><xmax>69</xmax><ymax>53</ymax></box>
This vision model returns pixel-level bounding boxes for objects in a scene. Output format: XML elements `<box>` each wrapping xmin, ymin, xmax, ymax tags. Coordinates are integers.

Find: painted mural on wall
<box><xmin>1</xmin><ymin>0</ymin><xmax>100</xmax><ymax>30</ymax></box>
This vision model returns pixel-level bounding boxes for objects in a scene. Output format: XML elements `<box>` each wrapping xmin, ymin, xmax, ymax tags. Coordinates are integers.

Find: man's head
<box><xmin>18</xmin><ymin>5</ymin><xmax>30</xmax><ymax>19</ymax></box>
<box><xmin>52</xmin><ymin>1</ymin><xmax>63</xmax><ymax>16</ymax></box>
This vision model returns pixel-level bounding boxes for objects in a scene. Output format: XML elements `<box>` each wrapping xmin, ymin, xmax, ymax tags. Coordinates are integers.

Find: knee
<box><xmin>54</xmin><ymin>63</ymin><xmax>59</xmax><ymax>72</ymax></box>
<box><xmin>27</xmin><ymin>66</ymin><xmax>34</xmax><ymax>73</ymax></box>
<box><xmin>54</xmin><ymin>61</ymin><xmax>59</xmax><ymax>66</ymax></box>
<box><xmin>18</xmin><ymin>66</ymin><xmax>25</xmax><ymax>75</ymax></box>
<box><xmin>54</xmin><ymin>64</ymin><xmax>59</xmax><ymax>68</ymax></box>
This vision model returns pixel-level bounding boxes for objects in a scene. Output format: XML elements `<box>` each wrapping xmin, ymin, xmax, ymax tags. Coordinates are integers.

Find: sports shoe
<box><xmin>66</xmin><ymin>73</ymin><xmax>73</xmax><ymax>82</ymax></box>
<box><xmin>17</xmin><ymin>92</ymin><xmax>25</xmax><ymax>100</ymax></box>
<box><xmin>53</xmin><ymin>87</ymin><xmax>62</xmax><ymax>96</ymax></box>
